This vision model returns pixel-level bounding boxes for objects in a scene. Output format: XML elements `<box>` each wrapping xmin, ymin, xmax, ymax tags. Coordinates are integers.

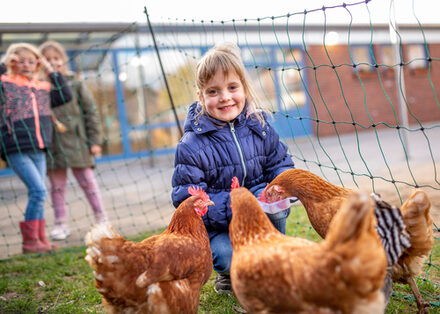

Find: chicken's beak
<box><xmin>206</xmin><ymin>201</ymin><xmax>215</xmax><ymax>206</ymax></box>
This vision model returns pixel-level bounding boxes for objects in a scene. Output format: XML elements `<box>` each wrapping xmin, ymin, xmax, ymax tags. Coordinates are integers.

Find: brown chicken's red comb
<box><xmin>231</xmin><ymin>177</ymin><xmax>240</xmax><ymax>190</ymax></box>
<box><xmin>188</xmin><ymin>186</ymin><xmax>210</xmax><ymax>202</ymax></box>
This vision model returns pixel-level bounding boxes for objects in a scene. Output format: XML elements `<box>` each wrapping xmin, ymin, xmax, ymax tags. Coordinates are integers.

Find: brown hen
<box><xmin>392</xmin><ymin>189</ymin><xmax>433</xmax><ymax>313</ymax></box>
<box><xmin>230</xmin><ymin>186</ymin><xmax>387</xmax><ymax>313</ymax></box>
<box><xmin>260</xmin><ymin>168</ymin><xmax>434</xmax><ymax>313</ymax></box>
<box><xmin>85</xmin><ymin>187</ymin><xmax>214</xmax><ymax>314</ymax></box>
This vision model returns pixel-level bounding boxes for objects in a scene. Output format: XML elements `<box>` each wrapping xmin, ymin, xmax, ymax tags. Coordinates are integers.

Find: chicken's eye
<box><xmin>194</xmin><ymin>200</ymin><xmax>203</xmax><ymax>208</ymax></box>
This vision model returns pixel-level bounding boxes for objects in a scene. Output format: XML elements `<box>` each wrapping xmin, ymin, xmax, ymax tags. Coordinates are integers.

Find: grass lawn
<box><xmin>1</xmin><ymin>205</ymin><xmax>439</xmax><ymax>313</ymax></box>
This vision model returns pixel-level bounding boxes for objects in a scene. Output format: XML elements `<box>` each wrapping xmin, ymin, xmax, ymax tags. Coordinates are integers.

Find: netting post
<box><xmin>144</xmin><ymin>6</ymin><xmax>184</xmax><ymax>138</ymax></box>
<box><xmin>134</xmin><ymin>24</ymin><xmax>155</xmax><ymax>167</ymax></box>
<box><xmin>389</xmin><ymin>0</ymin><xmax>410</xmax><ymax>159</ymax></box>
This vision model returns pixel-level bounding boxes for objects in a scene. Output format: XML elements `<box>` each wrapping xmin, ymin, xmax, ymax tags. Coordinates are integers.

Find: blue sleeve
<box><xmin>264</xmin><ymin>124</ymin><xmax>295</xmax><ymax>181</ymax></box>
<box><xmin>0</xmin><ymin>63</ymin><xmax>6</xmax><ymax>75</ymax></box>
<box><xmin>0</xmin><ymin>64</ymin><xmax>5</xmax><ymax>106</ymax></box>
<box><xmin>171</xmin><ymin>140</ymin><xmax>231</xmax><ymax>232</ymax></box>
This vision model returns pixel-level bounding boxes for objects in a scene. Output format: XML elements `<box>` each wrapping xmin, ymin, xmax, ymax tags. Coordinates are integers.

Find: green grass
<box><xmin>1</xmin><ymin>205</ymin><xmax>439</xmax><ymax>313</ymax></box>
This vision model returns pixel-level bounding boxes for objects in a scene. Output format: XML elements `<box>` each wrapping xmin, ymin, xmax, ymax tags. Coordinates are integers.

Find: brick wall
<box><xmin>303</xmin><ymin>44</ymin><xmax>440</xmax><ymax>137</ymax></box>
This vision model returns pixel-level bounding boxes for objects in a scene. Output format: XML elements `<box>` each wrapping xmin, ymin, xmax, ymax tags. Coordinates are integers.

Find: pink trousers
<box><xmin>48</xmin><ymin>167</ymin><xmax>107</xmax><ymax>225</ymax></box>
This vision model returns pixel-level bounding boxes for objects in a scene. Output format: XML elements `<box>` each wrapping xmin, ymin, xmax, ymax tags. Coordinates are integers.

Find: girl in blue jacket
<box><xmin>171</xmin><ymin>43</ymin><xmax>294</xmax><ymax>293</ymax></box>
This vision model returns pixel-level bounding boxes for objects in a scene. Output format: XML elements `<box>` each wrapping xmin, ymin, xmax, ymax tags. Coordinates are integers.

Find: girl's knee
<box><xmin>50</xmin><ymin>185</ymin><xmax>66</xmax><ymax>195</ymax></box>
<box><xmin>78</xmin><ymin>177</ymin><xmax>97</xmax><ymax>192</ymax></box>
<box><xmin>29</xmin><ymin>188</ymin><xmax>47</xmax><ymax>202</ymax></box>
<box><xmin>213</xmin><ymin>252</ymin><xmax>231</xmax><ymax>273</ymax></box>
<box><xmin>74</xmin><ymin>168</ymin><xmax>97</xmax><ymax>189</ymax></box>
<box><xmin>211</xmin><ymin>234</ymin><xmax>233</xmax><ymax>273</ymax></box>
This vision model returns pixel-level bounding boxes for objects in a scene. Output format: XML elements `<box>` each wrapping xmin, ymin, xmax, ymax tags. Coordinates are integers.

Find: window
<box><xmin>378</xmin><ymin>45</ymin><xmax>397</xmax><ymax>77</ymax></box>
<box><xmin>276</xmin><ymin>48</ymin><xmax>303</xmax><ymax>66</ymax></box>
<box><xmin>247</xmin><ymin>67</ymin><xmax>277</xmax><ymax>111</ymax></box>
<box><xmin>278</xmin><ymin>69</ymin><xmax>306</xmax><ymax>110</ymax></box>
<box><xmin>242</xmin><ymin>47</ymin><xmax>271</xmax><ymax>67</ymax></box>
<box><xmin>351</xmin><ymin>46</ymin><xmax>374</xmax><ymax>73</ymax></box>
<box><xmin>380</xmin><ymin>45</ymin><xmax>395</xmax><ymax>67</ymax></box>
<box><xmin>406</xmin><ymin>44</ymin><xmax>428</xmax><ymax>71</ymax></box>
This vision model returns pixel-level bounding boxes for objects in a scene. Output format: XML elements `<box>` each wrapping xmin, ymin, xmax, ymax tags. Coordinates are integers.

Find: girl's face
<box><xmin>199</xmin><ymin>69</ymin><xmax>246</xmax><ymax>122</ymax></box>
<box><xmin>42</xmin><ymin>47</ymin><xmax>64</xmax><ymax>73</ymax></box>
<box><xmin>15</xmin><ymin>50</ymin><xmax>39</xmax><ymax>79</ymax></box>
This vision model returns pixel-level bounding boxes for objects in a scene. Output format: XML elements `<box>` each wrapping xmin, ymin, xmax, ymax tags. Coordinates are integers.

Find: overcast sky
<box><xmin>0</xmin><ymin>0</ymin><xmax>439</xmax><ymax>25</ymax></box>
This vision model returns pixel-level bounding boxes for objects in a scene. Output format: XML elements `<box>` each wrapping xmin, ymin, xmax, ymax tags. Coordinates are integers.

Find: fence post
<box><xmin>144</xmin><ymin>6</ymin><xmax>184</xmax><ymax>138</ymax></box>
<box><xmin>389</xmin><ymin>0</ymin><xmax>410</xmax><ymax>159</ymax></box>
<box><xmin>134</xmin><ymin>24</ymin><xmax>155</xmax><ymax>167</ymax></box>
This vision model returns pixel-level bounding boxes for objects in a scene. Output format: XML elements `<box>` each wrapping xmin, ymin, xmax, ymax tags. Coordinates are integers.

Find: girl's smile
<box><xmin>219</xmin><ymin>105</ymin><xmax>235</xmax><ymax>111</ymax></box>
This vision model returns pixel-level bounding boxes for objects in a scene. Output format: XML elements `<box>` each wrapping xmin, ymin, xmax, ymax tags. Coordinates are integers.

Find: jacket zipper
<box><xmin>229</xmin><ymin>122</ymin><xmax>247</xmax><ymax>186</ymax></box>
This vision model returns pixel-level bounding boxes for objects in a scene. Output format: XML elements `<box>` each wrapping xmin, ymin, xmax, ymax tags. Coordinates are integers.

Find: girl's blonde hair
<box><xmin>38</xmin><ymin>40</ymin><xmax>70</xmax><ymax>75</ymax></box>
<box><xmin>196</xmin><ymin>42</ymin><xmax>268</xmax><ymax>124</ymax></box>
<box><xmin>3</xmin><ymin>42</ymin><xmax>42</xmax><ymax>75</ymax></box>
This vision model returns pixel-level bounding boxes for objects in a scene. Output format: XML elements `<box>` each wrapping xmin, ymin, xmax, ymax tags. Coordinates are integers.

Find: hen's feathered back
<box><xmin>371</xmin><ymin>193</ymin><xmax>411</xmax><ymax>266</ymax></box>
<box><xmin>261</xmin><ymin>168</ymin><xmax>433</xmax><ymax>312</ymax></box>
<box><xmin>398</xmin><ymin>190</ymin><xmax>433</xmax><ymax>259</ymax></box>
<box><xmin>229</xmin><ymin>187</ymin><xmax>387</xmax><ymax>313</ymax></box>
<box><xmin>229</xmin><ymin>187</ymin><xmax>280</xmax><ymax>248</ymax></box>
<box><xmin>263</xmin><ymin>169</ymin><xmax>351</xmax><ymax>201</ymax></box>
<box><xmin>389</xmin><ymin>190</ymin><xmax>434</xmax><ymax>312</ymax></box>
<box><xmin>84</xmin><ymin>187</ymin><xmax>213</xmax><ymax>313</ymax></box>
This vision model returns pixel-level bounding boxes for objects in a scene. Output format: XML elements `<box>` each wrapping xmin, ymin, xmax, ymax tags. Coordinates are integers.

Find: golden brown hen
<box><xmin>230</xmin><ymin>186</ymin><xmax>387</xmax><ymax>313</ymax></box>
<box><xmin>259</xmin><ymin>168</ymin><xmax>434</xmax><ymax>313</ymax></box>
<box><xmin>85</xmin><ymin>186</ymin><xmax>214</xmax><ymax>314</ymax></box>
<box><xmin>391</xmin><ymin>189</ymin><xmax>433</xmax><ymax>313</ymax></box>
<box><xmin>260</xmin><ymin>169</ymin><xmax>352</xmax><ymax>238</ymax></box>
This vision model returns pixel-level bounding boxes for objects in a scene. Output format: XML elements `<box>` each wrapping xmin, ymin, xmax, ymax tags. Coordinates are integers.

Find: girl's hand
<box><xmin>39</xmin><ymin>56</ymin><xmax>54</xmax><ymax>74</ymax></box>
<box><xmin>1</xmin><ymin>53</ymin><xmax>19</xmax><ymax>66</ymax></box>
<box><xmin>90</xmin><ymin>145</ymin><xmax>102</xmax><ymax>157</ymax></box>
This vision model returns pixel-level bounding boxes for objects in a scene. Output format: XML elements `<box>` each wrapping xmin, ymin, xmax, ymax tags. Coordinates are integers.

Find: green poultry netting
<box><xmin>0</xmin><ymin>0</ymin><xmax>439</xmax><ymax>310</ymax></box>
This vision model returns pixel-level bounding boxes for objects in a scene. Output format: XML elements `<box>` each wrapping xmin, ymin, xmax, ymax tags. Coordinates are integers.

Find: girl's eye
<box><xmin>207</xmin><ymin>90</ymin><xmax>217</xmax><ymax>95</ymax></box>
<box><xmin>18</xmin><ymin>60</ymin><xmax>36</xmax><ymax>66</ymax></box>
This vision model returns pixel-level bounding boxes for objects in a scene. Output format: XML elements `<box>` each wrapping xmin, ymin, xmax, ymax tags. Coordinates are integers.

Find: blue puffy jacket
<box><xmin>171</xmin><ymin>102</ymin><xmax>294</xmax><ymax>237</ymax></box>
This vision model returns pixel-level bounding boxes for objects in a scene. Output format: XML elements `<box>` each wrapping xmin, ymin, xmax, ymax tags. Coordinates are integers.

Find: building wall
<box><xmin>304</xmin><ymin>44</ymin><xmax>440</xmax><ymax>137</ymax></box>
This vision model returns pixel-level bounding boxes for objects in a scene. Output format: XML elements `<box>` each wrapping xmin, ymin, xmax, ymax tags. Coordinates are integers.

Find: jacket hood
<box><xmin>183</xmin><ymin>101</ymin><xmax>267</xmax><ymax>138</ymax></box>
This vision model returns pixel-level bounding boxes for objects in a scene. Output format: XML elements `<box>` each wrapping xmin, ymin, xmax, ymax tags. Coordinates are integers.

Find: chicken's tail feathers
<box><xmin>84</xmin><ymin>223</ymin><xmax>119</xmax><ymax>269</ymax></box>
<box><xmin>400</xmin><ymin>189</ymin><xmax>434</xmax><ymax>257</ymax></box>
<box><xmin>325</xmin><ymin>192</ymin><xmax>374</xmax><ymax>247</ymax></box>
<box><xmin>372</xmin><ymin>193</ymin><xmax>411</xmax><ymax>266</ymax></box>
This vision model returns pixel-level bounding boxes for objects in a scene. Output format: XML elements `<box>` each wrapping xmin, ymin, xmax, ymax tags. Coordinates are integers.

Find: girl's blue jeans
<box><xmin>210</xmin><ymin>208</ymin><xmax>290</xmax><ymax>273</ymax></box>
<box><xmin>8</xmin><ymin>151</ymin><xmax>47</xmax><ymax>221</ymax></box>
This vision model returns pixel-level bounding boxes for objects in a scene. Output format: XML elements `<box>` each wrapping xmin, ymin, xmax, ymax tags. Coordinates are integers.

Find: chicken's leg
<box><xmin>406</xmin><ymin>275</ymin><xmax>430</xmax><ymax>314</ymax></box>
